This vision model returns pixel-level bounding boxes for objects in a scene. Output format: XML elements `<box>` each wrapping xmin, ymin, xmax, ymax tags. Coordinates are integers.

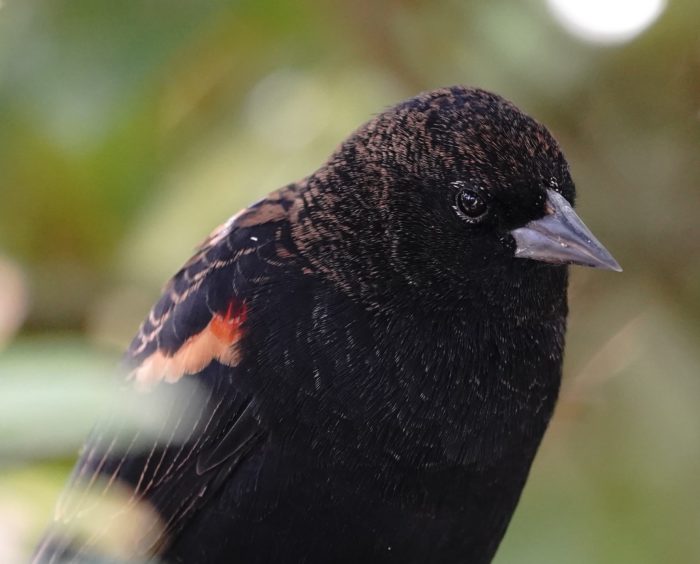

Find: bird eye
<box><xmin>456</xmin><ymin>189</ymin><xmax>488</xmax><ymax>220</ymax></box>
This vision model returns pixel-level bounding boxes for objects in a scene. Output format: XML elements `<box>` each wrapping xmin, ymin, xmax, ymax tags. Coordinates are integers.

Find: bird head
<box><xmin>294</xmin><ymin>86</ymin><xmax>620</xmax><ymax>309</ymax></box>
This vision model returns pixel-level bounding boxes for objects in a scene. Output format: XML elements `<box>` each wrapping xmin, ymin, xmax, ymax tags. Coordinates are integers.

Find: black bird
<box><xmin>34</xmin><ymin>86</ymin><xmax>620</xmax><ymax>564</ymax></box>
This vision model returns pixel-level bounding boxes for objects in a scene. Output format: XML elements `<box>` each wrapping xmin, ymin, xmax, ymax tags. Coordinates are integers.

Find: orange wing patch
<box><xmin>131</xmin><ymin>300</ymin><xmax>248</xmax><ymax>388</ymax></box>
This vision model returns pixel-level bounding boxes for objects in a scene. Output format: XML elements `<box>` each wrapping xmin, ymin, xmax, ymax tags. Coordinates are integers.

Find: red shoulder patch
<box><xmin>210</xmin><ymin>300</ymin><xmax>248</xmax><ymax>344</ymax></box>
<box><xmin>131</xmin><ymin>299</ymin><xmax>248</xmax><ymax>388</ymax></box>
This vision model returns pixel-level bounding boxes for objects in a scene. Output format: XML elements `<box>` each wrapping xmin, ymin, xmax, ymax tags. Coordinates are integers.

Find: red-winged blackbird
<box><xmin>34</xmin><ymin>86</ymin><xmax>620</xmax><ymax>564</ymax></box>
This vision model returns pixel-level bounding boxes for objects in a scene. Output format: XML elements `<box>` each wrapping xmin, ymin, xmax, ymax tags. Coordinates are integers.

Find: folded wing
<box><xmin>33</xmin><ymin>189</ymin><xmax>300</xmax><ymax>563</ymax></box>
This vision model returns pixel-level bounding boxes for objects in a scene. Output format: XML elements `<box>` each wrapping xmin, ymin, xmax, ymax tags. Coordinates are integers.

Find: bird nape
<box><xmin>33</xmin><ymin>86</ymin><xmax>620</xmax><ymax>564</ymax></box>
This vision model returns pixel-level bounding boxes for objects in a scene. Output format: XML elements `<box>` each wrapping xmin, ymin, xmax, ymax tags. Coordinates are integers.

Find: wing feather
<box><xmin>33</xmin><ymin>190</ymin><xmax>300</xmax><ymax>563</ymax></box>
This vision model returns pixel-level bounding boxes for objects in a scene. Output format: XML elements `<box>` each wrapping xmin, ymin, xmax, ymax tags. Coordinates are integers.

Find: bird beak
<box><xmin>510</xmin><ymin>189</ymin><xmax>622</xmax><ymax>271</ymax></box>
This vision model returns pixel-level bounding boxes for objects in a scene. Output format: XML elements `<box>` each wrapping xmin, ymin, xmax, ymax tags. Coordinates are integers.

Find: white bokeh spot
<box><xmin>546</xmin><ymin>0</ymin><xmax>667</xmax><ymax>44</ymax></box>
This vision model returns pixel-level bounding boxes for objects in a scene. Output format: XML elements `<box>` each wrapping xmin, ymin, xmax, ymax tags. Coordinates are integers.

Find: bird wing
<box><xmin>34</xmin><ymin>187</ymin><xmax>300</xmax><ymax>563</ymax></box>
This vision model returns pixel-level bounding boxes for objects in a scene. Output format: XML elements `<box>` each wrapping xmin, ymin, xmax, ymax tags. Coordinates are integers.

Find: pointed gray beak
<box><xmin>510</xmin><ymin>189</ymin><xmax>622</xmax><ymax>271</ymax></box>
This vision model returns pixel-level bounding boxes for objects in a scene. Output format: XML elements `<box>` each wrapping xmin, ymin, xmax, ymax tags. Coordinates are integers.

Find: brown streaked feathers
<box><xmin>34</xmin><ymin>189</ymin><xmax>298</xmax><ymax>562</ymax></box>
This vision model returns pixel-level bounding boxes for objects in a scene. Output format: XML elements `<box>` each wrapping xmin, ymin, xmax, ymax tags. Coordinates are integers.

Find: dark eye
<box><xmin>456</xmin><ymin>189</ymin><xmax>488</xmax><ymax>220</ymax></box>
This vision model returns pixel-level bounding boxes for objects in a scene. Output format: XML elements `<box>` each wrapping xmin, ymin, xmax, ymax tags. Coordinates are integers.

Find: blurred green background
<box><xmin>1</xmin><ymin>0</ymin><xmax>698</xmax><ymax>562</ymax></box>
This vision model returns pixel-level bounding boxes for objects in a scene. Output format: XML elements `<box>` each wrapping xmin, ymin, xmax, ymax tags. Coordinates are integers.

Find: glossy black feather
<box><xmin>35</xmin><ymin>86</ymin><xmax>581</xmax><ymax>564</ymax></box>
